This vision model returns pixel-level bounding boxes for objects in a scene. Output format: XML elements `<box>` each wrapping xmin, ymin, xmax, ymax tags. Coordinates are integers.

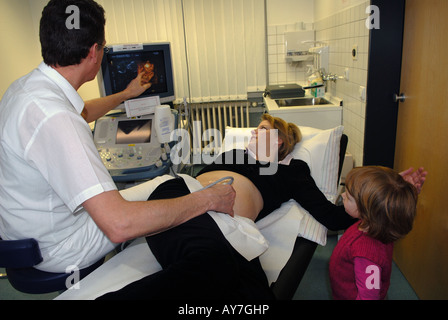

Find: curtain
<box><xmin>97</xmin><ymin>0</ymin><xmax>266</xmax><ymax>103</ymax></box>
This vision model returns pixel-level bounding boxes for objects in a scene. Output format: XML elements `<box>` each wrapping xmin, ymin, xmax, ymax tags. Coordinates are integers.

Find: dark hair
<box><xmin>261</xmin><ymin>114</ymin><xmax>302</xmax><ymax>161</ymax></box>
<box><xmin>40</xmin><ymin>0</ymin><xmax>106</xmax><ymax>67</ymax></box>
<box><xmin>345</xmin><ymin>166</ymin><xmax>418</xmax><ymax>244</ymax></box>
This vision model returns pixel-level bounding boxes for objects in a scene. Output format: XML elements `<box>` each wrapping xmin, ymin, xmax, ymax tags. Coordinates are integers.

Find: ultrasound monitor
<box><xmin>98</xmin><ymin>42</ymin><xmax>175</xmax><ymax>107</ymax></box>
<box><xmin>116</xmin><ymin>119</ymin><xmax>152</xmax><ymax>145</ymax></box>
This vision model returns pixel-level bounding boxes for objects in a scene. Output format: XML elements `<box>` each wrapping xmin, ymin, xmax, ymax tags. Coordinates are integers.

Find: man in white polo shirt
<box><xmin>0</xmin><ymin>0</ymin><xmax>235</xmax><ymax>273</ymax></box>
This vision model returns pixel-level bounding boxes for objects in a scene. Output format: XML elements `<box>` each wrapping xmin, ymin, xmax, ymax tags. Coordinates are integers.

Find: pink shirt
<box><xmin>329</xmin><ymin>221</ymin><xmax>393</xmax><ymax>300</ymax></box>
<box><xmin>354</xmin><ymin>257</ymin><xmax>381</xmax><ymax>300</ymax></box>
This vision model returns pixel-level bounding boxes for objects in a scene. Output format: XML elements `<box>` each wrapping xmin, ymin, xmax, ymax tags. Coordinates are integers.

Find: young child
<box><xmin>329</xmin><ymin>166</ymin><xmax>419</xmax><ymax>300</ymax></box>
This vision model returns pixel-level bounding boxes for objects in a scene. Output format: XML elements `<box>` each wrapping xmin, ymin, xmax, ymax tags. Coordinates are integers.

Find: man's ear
<box><xmin>88</xmin><ymin>43</ymin><xmax>100</xmax><ymax>64</ymax></box>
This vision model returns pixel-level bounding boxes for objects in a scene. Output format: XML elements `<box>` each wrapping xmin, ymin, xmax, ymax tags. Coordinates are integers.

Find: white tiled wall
<box><xmin>315</xmin><ymin>0</ymin><xmax>370</xmax><ymax>166</ymax></box>
<box><xmin>267</xmin><ymin>23</ymin><xmax>314</xmax><ymax>86</ymax></box>
<box><xmin>267</xmin><ymin>1</ymin><xmax>370</xmax><ymax>166</ymax></box>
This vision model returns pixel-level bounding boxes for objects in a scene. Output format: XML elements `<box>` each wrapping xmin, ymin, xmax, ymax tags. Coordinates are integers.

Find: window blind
<box><xmin>182</xmin><ymin>0</ymin><xmax>266</xmax><ymax>102</ymax></box>
<box><xmin>97</xmin><ymin>0</ymin><xmax>266</xmax><ymax>103</ymax></box>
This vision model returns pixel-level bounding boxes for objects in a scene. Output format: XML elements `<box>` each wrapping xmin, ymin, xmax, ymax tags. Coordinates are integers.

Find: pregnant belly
<box><xmin>196</xmin><ymin>171</ymin><xmax>264</xmax><ymax>221</ymax></box>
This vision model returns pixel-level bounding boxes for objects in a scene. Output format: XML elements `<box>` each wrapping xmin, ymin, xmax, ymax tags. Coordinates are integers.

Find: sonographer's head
<box><xmin>40</xmin><ymin>0</ymin><xmax>106</xmax><ymax>67</ymax></box>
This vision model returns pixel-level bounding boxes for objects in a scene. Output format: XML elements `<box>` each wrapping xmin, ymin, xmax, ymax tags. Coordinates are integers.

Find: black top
<box><xmin>198</xmin><ymin>149</ymin><xmax>356</xmax><ymax>231</ymax></box>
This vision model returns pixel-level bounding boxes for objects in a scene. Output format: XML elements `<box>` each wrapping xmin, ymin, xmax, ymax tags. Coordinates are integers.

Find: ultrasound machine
<box><xmin>94</xmin><ymin>43</ymin><xmax>177</xmax><ymax>182</ymax></box>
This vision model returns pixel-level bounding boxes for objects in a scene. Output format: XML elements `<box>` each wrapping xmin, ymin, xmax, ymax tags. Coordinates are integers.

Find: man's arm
<box><xmin>82</xmin><ymin>184</ymin><xmax>236</xmax><ymax>243</ymax></box>
<box><xmin>82</xmin><ymin>72</ymin><xmax>151</xmax><ymax>123</ymax></box>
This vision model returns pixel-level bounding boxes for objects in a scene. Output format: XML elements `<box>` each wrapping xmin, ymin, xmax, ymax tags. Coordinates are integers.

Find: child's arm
<box><xmin>354</xmin><ymin>257</ymin><xmax>382</xmax><ymax>300</ymax></box>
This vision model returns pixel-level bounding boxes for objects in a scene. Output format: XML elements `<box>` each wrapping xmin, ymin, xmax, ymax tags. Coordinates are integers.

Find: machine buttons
<box><xmin>97</xmin><ymin>145</ymin><xmax>166</xmax><ymax>172</ymax></box>
<box><xmin>94</xmin><ymin>114</ymin><xmax>173</xmax><ymax>182</ymax></box>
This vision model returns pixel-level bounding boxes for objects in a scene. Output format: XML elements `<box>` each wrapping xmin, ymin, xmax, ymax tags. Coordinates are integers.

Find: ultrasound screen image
<box><xmin>107</xmin><ymin>50</ymin><xmax>168</xmax><ymax>97</ymax></box>
<box><xmin>116</xmin><ymin>119</ymin><xmax>152</xmax><ymax>145</ymax></box>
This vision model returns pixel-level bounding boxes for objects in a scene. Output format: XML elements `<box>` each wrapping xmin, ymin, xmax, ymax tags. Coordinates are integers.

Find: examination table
<box><xmin>56</xmin><ymin>125</ymin><xmax>346</xmax><ymax>300</ymax></box>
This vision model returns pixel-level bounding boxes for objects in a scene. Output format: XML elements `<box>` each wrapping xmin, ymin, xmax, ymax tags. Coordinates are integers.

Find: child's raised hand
<box><xmin>400</xmin><ymin>167</ymin><xmax>428</xmax><ymax>194</ymax></box>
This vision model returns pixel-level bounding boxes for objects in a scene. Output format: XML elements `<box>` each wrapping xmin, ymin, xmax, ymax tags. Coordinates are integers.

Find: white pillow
<box><xmin>223</xmin><ymin>125</ymin><xmax>344</xmax><ymax>202</ymax></box>
<box><xmin>290</xmin><ymin>125</ymin><xmax>344</xmax><ymax>202</ymax></box>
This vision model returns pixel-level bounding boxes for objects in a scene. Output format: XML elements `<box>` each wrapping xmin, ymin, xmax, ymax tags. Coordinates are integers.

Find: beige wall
<box><xmin>315</xmin><ymin>0</ymin><xmax>367</xmax><ymax>21</ymax></box>
<box><xmin>0</xmin><ymin>0</ymin><xmax>42</xmax><ymax>97</ymax></box>
<box><xmin>0</xmin><ymin>0</ymin><xmax>99</xmax><ymax>100</ymax></box>
<box><xmin>266</xmin><ymin>0</ymin><xmax>314</xmax><ymax>25</ymax></box>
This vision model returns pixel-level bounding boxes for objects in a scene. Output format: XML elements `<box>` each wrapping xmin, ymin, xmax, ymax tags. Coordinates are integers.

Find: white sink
<box><xmin>264</xmin><ymin>94</ymin><xmax>343</xmax><ymax>130</ymax></box>
<box><xmin>275</xmin><ymin>97</ymin><xmax>333</xmax><ymax>107</ymax></box>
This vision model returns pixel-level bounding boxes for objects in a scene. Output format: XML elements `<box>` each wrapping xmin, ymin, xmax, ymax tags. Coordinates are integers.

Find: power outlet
<box><xmin>344</xmin><ymin>68</ymin><xmax>350</xmax><ymax>81</ymax></box>
<box><xmin>359</xmin><ymin>86</ymin><xmax>366</xmax><ymax>101</ymax></box>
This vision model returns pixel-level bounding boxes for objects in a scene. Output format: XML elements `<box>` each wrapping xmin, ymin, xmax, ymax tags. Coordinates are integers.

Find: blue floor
<box><xmin>0</xmin><ymin>234</ymin><xmax>418</xmax><ymax>300</ymax></box>
<box><xmin>294</xmin><ymin>235</ymin><xmax>419</xmax><ymax>300</ymax></box>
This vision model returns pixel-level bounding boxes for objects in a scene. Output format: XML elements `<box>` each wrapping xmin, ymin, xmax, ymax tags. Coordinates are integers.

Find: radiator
<box><xmin>187</xmin><ymin>101</ymin><xmax>251</xmax><ymax>158</ymax></box>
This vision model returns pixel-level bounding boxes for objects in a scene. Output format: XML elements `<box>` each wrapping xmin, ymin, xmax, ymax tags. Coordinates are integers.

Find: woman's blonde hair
<box><xmin>261</xmin><ymin>113</ymin><xmax>302</xmax><ymax>161</ymax></box>
<box><xmin>345</xmin><ymin>166</ymin><xmax>418</xmax><ymax>243</ymax></box>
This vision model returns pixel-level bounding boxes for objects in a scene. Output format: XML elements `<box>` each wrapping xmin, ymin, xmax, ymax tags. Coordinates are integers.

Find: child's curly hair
<box><xmin>345</xmin><ymin>166</ymin><xmax>418</xmax><ymax>243</ymax></box>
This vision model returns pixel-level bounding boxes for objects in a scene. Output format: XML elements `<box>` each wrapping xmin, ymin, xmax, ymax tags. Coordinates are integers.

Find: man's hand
<box><xmin>124</xmin><ymin>72</ymin><xmax>152</xmax><ymax>99</ymax></box>
<box><xmin>203</xmin><ymin>184</ymin><xmax>236</xmax><ymax>217</ymax></box>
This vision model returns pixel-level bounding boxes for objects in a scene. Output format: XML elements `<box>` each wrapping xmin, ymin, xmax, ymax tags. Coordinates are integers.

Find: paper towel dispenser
<box><xmin>285</xmin><ymin>30</ymin><xmax>315</xmax><ymax>62</ymax></box>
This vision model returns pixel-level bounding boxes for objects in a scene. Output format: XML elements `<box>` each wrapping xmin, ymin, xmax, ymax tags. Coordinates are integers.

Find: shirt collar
<box><xmin>37</xmin><ymin>62</ymin><xmax>85</xmax><ymax>114</ymax></box>
<box><xmin>279</xmin><ymin>153</ymin><xmax>294</xmax><ymax>165</ymax></box>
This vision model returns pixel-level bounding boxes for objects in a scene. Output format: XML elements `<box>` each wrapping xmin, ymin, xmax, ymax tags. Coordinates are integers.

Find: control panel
<box><xmin>93</xmin><ymin>114</ymin><xmax>171</xmax><ymax>182</ymax></box>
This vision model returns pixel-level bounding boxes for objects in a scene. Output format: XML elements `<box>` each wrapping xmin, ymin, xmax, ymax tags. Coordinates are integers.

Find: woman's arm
<box><xmin>289</xmin><ymin>160</ymin><xmax>357</xmax><ymax>231</ymax></box>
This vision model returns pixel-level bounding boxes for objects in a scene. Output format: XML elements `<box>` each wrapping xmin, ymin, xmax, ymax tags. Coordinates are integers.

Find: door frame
<box><xmin>363</xmin><ymin>0</ymin><xmax>406</xmax><ymax>167</ymax></box>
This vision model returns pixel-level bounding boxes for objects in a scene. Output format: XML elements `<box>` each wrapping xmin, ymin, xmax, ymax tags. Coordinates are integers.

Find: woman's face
<box><xmin>257</xmin><ymin>120</ymin><xmax>274</xmax><ymax>131</ymax></box>
<box><xmin>247</xmin><ymin>120</ymin><xmax>283</xmax><ymax>161</ymax></box>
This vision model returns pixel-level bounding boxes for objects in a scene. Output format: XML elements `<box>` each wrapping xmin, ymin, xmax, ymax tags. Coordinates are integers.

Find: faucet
<box><xmin>319</xmin><ymin>68</ymin><xmax>344</xmax><ymax>82</ymax></box>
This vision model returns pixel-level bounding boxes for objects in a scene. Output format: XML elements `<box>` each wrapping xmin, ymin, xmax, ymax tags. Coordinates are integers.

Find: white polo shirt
<box><xmin>0</xmin><ymin>62</ymin><xmax>117</xmax><ymax>272</ymax></box>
